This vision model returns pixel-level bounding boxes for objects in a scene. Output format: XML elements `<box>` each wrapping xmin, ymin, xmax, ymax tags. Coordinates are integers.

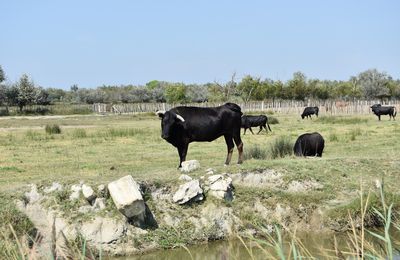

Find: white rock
<box><xmin>206</xmin><ymin>168</ymin><xmax>215</xmax><ymax>175</ymax></box>
<box><xmin>82</xmin><ymin>184</ymin><xmax>96</xmax><ymax>203</ymax></box>
<box><xmin>81</xmin><ymin>217</ymin><xmax>127</xmax><ymax>245</ymax></box>
<box><xmin>43</xmin><ymin>182</ymin><xmax>63</xmax><ymax>193</ymax></box>
<box><xmin>93</xmin><ymin>198</ymin><xmax>106</xmax><ymax>211</ymax></box>
<box><xmin>173</xmin><ymin>180</ymin><xmax>203</xmax><ymax>204</ymax></box>
<box><xmin>180</xmin><ymin>160</ymin><xmax>200</xmax><ymax>173</ymax></box>
<box><xmin>54</xmin><ymin>218</ymin><xmax>77</xmax><ymax>240</ymax></box>
<box><xmin>25</xmin><ymin>184</ymin><xmax>41</xmax><ymax>204</ymax></box>
<box><xmin>207</xmin><ymin>175</ymin><xmax>234</xmax><ymax>201</ymax></box>
<box><xmin>108</xmin><ymin>175</ymin><xmax>145</xmax><ymax>218</ymax></box>
<box><xmin>78</xmin><ymin>205</ymin><xmax>93</xmax><ymax>214</ymax></box>
<box><xmin>69</xmin><ymin>184</ymin><xmax>82</xmax><ymax>200</ymax></box>
<box><xmin>179</xmin><ymin>174</ymin><xmax>193</xmax><ymax>181</ymax></box>
<box><xmin>97</xmin><ymin>184</ymin><xmax>108</xmax><ymax>197</ymax></box>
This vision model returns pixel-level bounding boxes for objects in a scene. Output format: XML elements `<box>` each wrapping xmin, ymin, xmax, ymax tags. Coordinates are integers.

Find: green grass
<box><xmin>0</xmin><ymin>112</ymin><xmax>399</xmax><ymax>257</ymax></box>
<box><xmin>45</xmin><ymin>124</ymin><xmax>62</xmax><ymax>134</ymax></box>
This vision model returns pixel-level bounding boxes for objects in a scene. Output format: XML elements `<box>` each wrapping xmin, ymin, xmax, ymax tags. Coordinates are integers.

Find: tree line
<box><xmin>1</xmin><ymin>65</ymin><xmax>399</xmax><ymax>111</ymax></box>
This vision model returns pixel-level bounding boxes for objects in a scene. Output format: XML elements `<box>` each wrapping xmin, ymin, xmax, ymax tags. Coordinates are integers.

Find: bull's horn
<box><xmin>155</xmin><ymin>110</ymin><xmax>165</xmax><ymax>117</ymax></box>
<box><xmin>176</xmin><ymin>114</ymin><xmax>185</xmax><ymax>122</ymax></box>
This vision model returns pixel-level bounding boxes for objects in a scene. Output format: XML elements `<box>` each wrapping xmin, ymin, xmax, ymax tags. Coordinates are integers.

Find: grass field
<box><xmin>0</xmin><ymin>113</ymin><xmax>399</xmax><ymax>195</ymax></box>
<box><xmin>0</xmin><ymin>112</ymin><xmax>399</xmax><ymax>257</ymax></box>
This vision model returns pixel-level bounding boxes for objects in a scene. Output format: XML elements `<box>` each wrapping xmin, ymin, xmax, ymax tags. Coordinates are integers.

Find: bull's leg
<box><xmin>243</xmin><ymin>128</ymin><xmax>247</xmax><ymax>135</ymax></box>
<box><xmin>378</xmin><ymin>115</ymin><xmax>381</xmax><ymax>121</ymax></box>
<box><xmin>249</xmin><ymin>127</ymin><xmax>255</xmax><ymax>135</ymax></box>
<box><xmin>177</xmin><ymin>143</ymin><xmax>189</xmax><ymax>168</ymax></box>
<box><xmin>224</xmin><ymin>135</ymin><xmax>234</xmax><ymax>165</ymax></box>
<box><xmin>233</xmin><ymin>132</ymin><xmax>243</xmax><ymax>164</ymax></box>
<box><xmin>257</xmin><ymin>126</ymin><xmax>263</xmax><ymax>134</ymax></box>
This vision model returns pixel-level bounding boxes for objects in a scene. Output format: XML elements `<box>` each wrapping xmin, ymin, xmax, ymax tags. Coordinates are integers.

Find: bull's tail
<box><xmin>224</xmin><ymin>102</ymin><xmax>242</xmax><ymax>115</ymax></box>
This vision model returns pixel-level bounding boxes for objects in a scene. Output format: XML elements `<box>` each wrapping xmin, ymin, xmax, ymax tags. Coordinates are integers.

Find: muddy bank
<box><xmin>15</xmin><ymin>165</ymin><xmax>391</xmax><ymax>257</ymax></box>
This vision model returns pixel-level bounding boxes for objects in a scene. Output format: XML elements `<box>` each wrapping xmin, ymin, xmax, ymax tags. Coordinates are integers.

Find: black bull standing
<box><xmin>370</xmin><ymin>104</ymin><xmax>397</xmax><ymax>121</ymax></box>
<box><xmin>156</xmin><ymin>103</ymin><xmax>244</xmax><ymax>168</ymax></box>
<box><xmin>241</xmin><ymin>115</ymin><xmax>272</xmax><ymax>134</ymax></box>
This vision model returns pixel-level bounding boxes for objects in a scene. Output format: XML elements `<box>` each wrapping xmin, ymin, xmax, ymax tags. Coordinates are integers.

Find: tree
<box><xmin>357</xmin><ymin>69</ymin><xmax>390</xmax><ymax>99</ymax></box>
<box><xmin>17</xmin><ymin>74</ymin><xmax>36</xmax><ymax>111</ymax></box>
<box><xmin>186</xmin><ymin>84</ymin><xmax>208</xmax><ymax>102</ymax></box>
<box><xmin>286</xmin><ymin>72</ymin><xmax>307</xmax><ymax>100</ymax></box>
<box><xmin>35</xmin><ymin>87</ymin><xmax>50</xmax><ymax>105</ymax></box>
<box><xmin>0</xmin><ymin>65</ymin><xmax>5</xmax><ymax>83</ymax></box>
<box><xmin>237</xmin><ymin>75</ymin><xmax>261</xmax><ymax>102</ymax></box>
<box><xmin>165</xmin><ymin>83</ymin><xmax>187</xmax><ymax>103</ymax></box>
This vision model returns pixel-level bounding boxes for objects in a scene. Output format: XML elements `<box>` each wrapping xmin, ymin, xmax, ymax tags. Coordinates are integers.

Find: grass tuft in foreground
<box><xmin>45</xmin><ymin>124</ymin><xmax>62</xmax><ymax>135</ymax></box>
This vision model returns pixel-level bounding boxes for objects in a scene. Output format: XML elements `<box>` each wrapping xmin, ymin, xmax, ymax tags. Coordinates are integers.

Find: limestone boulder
<box><xmin>43</xmin><ymin>182</ymin><xmax>63</xmax><ymax>194</ymax></box>
<box><xmin>180</xmin><ymin>160</ymin><xmax>200</xmax><ymax>173</ymax></box>
<box><xmin>82</xmin><ymin>184</ymin><xmax>97</xmax><ymax>203</ymax></box>
<box><xmin>81</xmin><ymin>217</ymin><xmax>127</xmax><ymax>246</ymax></box>
<box><xmin>173</xmin><ymin>179</ymin><xmax>203</xmax><ymax>204</ymax></box>
<box><xmin>207</xmin><ymin>174</ymin><xmax>234</xmax><ymax>201</ymax></box>
<box><xmin>25</xmin><ymin>184</ymin><xmax>41</xmax><ymax>204</ymax></box>
<box><xmin>69</xmin><ymin>184</ymin><xmax>82</xmax><ymax>200</ymax></box>
<box><xmin>108</xmin><ymin>175</ymin><xmax>145</xmax><ymax>218</ymax></box>
<box><xmin>178</xmin><ymin>174</ymin><xmax>193</xmax><ymax>181</ymax></box>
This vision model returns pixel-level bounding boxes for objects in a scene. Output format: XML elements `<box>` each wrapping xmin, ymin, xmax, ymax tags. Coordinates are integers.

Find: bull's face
<box><xmin>156</xmin><ymin>110</ymin><xmax>185</xmax><ymax>140</ymax></box>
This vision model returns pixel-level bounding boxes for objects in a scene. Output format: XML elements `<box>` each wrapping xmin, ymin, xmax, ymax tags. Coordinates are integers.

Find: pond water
<box><xmin>119</xmin><ymin>231</ymin><xmax>357</xmax><ymax>260</ymax></box>
<box><xmin>115</xmin><ymin>228</ymin><xmax>400</xmax><ymax>260</ymax></box>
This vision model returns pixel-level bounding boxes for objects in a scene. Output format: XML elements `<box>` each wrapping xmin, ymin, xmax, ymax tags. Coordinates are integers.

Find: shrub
<box><xmin>270</xmin><ymin>136</ymin><xmax>293</xmax><ymax>159</ymax></box>
<box><xmin>244</xmin><ymin>145</ymin><xmax>268</xmax><ymax>160</ymax></box>
<box><xmin>45</xmin><ymin>124</ymin><xmax>61</xmax><ymax>134</ymax></box>
<box><xmin>317</xmin><ymin>116</ymin><xmax>368</xmax><ymax>124</ymax></box>
<box><xmin>268</xmin><ymin>116</ymin><xmax>279</xmax><ymax>124</ymax></box>
<box><xmin>329</xmin><ymin>132</ymin><xmax>339</xmax><ymax>142</ymax></box>
<box><xmin>72</xmin><ymin>128</ymin><xmax>87</xmax><ymax>138</ymax></box>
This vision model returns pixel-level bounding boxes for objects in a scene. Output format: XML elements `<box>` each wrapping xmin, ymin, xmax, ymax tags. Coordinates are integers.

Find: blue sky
<box><xmin>1</xmin><ymin>0</ymin><xmax>399</xmax><ymax>89</ymax></box>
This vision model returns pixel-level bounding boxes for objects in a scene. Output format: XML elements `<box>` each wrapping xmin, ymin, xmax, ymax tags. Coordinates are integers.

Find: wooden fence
<box><xmin>93</xmin><ymin>100</ymin><xmax>400</xmax><ymax>115</ymax></box>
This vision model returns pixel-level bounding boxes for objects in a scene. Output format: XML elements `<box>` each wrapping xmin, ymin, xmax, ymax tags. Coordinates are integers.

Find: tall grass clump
<box><xmin>244</xmin><ymin>145</ymin><xmax>268</xmax><ymax>160</ymax></box>
<box><xmin>26</xmin><ymin>130</ymin><xmax>41</xmax><ymax>140</ymax></box>
<box><xmin>318</xmin><ymin>116</ymin><xmax>368</xmax><ymax>124</ymax></box>
<box><xmin>270</xmin><ymin>136</ymin><xmax>293</xmax><ymax>159</ymax></box>
<box><xmin>45</xmin><ymin>124</ymin><xmax>62</xmax><ymax>134</ymax></box>
<box><xmin>268</xmin><ymin>116</ymin><xmax>279</xmax><ymax>124</ymax></box>
<box><xmin>238</xmin><ymin>181</ymin><xmax>400</xmax><ymax>259</ymax></box>
<box><xmin>72</xmin><ymin>128</ymin><xmax>87</xmax><ymax>138</ymax></box>
<box><xmin>98</xmin><ymin>128</ymin><xmax>146</xmax><ymax>138</ymax></box>
<box><xmin>348</xmin><ymin>127</ymin><xmax>362</xmax><ymax>141</ymax></box>
<box><xmin>329</xmin><ymin>132</ymin><xmax>339</xmax><ymax>142</ymax></box>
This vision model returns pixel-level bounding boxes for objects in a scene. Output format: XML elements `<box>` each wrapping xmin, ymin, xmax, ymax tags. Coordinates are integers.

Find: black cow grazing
<box><xmin>370</xmin><ymin>104</ymin><xmax>397</xmax><ymax>121</ymax></box>
<box><xmin>301</xmin><ymin>107</ymin><xmax>319</xmax><ymax>119</ymax></box>
<box><xmin>241</xmin><ymin>115</ymin><xmax>272</xmax><ymax>135</ymax></box>
<box><xmin>156</xmin><ymin>103</ymin><xmax>244</xmax><ymax>168</ymax></box>
<box><xmin>294</xmin><ymin>132</ymin><xmax>325</xmax><ymax>157</ymax></box>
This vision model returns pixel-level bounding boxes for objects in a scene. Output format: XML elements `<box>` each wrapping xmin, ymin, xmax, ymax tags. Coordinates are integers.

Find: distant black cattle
<box><xmin>370</xmin><ymin>104</ymin><xmax>397</xmax><ymax>121</ymax></box>
<box><xmin>294</xmin><ymin>132</ymin><xmax>325</xmax><ymax>157</ymax></box>
<box><xmin>301</xmin><ymin>107</ymin><xmax>319</xmax><ymax>119</ymax></box>
<box><xmin>156</xmin><ymin>103</ymin><xmax>244</xmax><ymax>168</ymax></box>
<box><xmin>241</xmin><ymin>115</ymin><xmax>272</xmax><ymax>135</ymax></box>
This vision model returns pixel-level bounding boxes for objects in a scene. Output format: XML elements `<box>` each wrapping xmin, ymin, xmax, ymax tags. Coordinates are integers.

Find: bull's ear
<box><xmin>176</xmin><ymin>114</ymin><xmax>185</xmax><ymax>122</ymax></box>
<box><xmin>155</xmin><ymin>110</ymin><xmax>165</xmax><ymax>119</ymax></box>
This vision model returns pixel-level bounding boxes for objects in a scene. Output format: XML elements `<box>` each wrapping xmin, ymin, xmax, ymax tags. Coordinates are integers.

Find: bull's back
<box><xmin>172</xmin><ymin>106</ymin><xmax>241</xmax><ymax>141</ymax></box>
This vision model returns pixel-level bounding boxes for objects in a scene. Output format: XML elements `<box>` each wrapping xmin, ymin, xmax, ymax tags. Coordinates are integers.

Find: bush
<box><xmin>270</xmin><ymin>136</ymin><xmax>293</xmax><ymax>159</ymax></box>
<box><xmin>72</xmin><ymin>128</ymin><xmax>87</xmax><ymax>138</ymax></box>
<box><xmin>268</xmin><ymin>116</ymin><xmax>279</xmax><ymax>124</ymax></box>
<box><xmin>45</xmin><ymin>124</ymin><xmax>61</xmax><ymax>134</ymax></box>
<box><xmin>329</xmin><ymin>132</ymin><xmax>339</xmax><ymax>142</ymax></box>
<box><xmin>244</xmin><ymin>145</ymin><xmax>268</xmax><ymax>160</ymax></box>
